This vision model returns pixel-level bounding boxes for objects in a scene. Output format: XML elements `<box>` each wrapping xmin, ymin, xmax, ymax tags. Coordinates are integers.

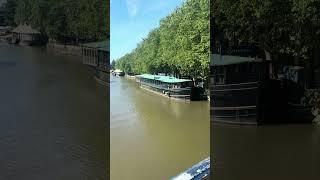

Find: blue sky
<box><xmin>110</xmin><ymin>0</ymin><xmax>185</xmax><ymax>61</ymax></box>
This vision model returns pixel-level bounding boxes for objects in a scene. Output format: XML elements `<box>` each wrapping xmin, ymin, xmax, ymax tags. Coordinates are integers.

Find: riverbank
<box><xmin>304</xmin><ymin>89</ymin><xmax>320</xmax><ymax>123</ymax></box>
<box><xmin>125</xmin><ymin>74</ymin><xmax>136</xmax><ymax>80</ymax></box>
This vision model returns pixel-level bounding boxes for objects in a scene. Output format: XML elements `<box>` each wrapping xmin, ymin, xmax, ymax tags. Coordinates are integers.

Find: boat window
<box><xmin>234</xmin><ymin>65</ymin><xmax>239</xmax><ymax>72</ymax></box>
<box><xmin>212</xmin><ymin>66</ymin><xmax>225</xmax><ymax>85</ymax></box>
<box><xmin>241</xmin><ymin>64</ymin><xmax>247</xmax><ymax>72</ymax></box>
<box><xmin>250</xmin><ymin>63</ymin><xmax>256</xmax><ymax>73</ymax></box>
<box><xmin>217</xmin><ymin>76</ymin><xmax>225</xmax><ymax>84</ymax></box>
<box><xmin>211</xmin><ymin>77</ymin><xmax>215</xmax><ymax>84</ymax></box>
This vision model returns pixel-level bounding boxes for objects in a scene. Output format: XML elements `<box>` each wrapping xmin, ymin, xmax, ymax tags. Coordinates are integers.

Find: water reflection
<box><xmin>0</xmin><ymin>43</ymin><xmax>107</xmax><ymax>179</ymax></box>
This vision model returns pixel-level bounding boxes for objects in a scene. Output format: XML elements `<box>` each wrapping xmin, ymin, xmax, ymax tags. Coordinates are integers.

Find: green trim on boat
<box><xmin>136</xmin><ymin>74</ymin><xmax>192</xmax><ymax>83</ymax></box>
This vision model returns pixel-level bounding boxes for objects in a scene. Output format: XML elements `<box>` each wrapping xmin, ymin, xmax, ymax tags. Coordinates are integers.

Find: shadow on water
<box><xmin>211</xmin><ymin>122</ymin><xmax>320</xmax><ymax>179</ymax></box>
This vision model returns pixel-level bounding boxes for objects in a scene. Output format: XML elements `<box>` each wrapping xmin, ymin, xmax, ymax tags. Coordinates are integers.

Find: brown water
<box><xmin>0</xmin><ymin>43</ymin><xmax>108</xmax><ymax>179</ymax></box>
<box><xmin>110</xmin><ymin>75</ymin><xmax>209</xmax><ymax>179</ymax></box>
<box><xmin>211</xmin><ymin>123</ymin><xmax>320</xmax><ymax>179</ymax></box>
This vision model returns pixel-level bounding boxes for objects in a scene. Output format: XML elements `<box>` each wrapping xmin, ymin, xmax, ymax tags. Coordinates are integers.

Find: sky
<box><xmin>110</xmin><ymin>0</ymin><xmax>185</xmax><ymax>62</ymax></box>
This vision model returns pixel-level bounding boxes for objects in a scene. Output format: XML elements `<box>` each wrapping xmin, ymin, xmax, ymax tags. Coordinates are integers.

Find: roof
<box><xmin>136</xmin><ymin>74</ymin><xmax>192</xmax><ymax>83</ymax></box>
<box><xmin>210</xmin><ymin>54</ymin><xmax>264</xmax><ymax>66</ymax></box>
<box><xmin>12</xmin><ymin>24</ymin><xmax>40</xmax><ymax>34</ymax></box>
<box><xmin>0</xmin><ymin>26</ymin><xmax>11</xmax><ymax>30</ymax></box>
<box><xmin>82</xmin><ymin>40</ymin><xmax>110</xmax><ymax>51</ymax></box>
<box><xmin>114</xmin><ymin>69</ymin><xmax>123</xmax><ymax>73</ymax></box>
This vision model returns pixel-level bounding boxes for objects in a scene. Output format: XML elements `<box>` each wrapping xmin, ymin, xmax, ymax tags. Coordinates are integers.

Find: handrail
<box><xmin>211</xmin><ymin>86</ymin><xmax>258</xmax><ymax>92</ymax></box>
<box><xmin>211</xmin><ymin>81</ymin><xmax>259</xmax><ymax>87</ymax></box>
<box><xmin>172</xmin><ymin>157</ymin><xmax>210</xmax><ymax>180</ymax></box>
<box><xmin>211</xmin><ymin>105</ymin><xmax>256</xmax><ymax>110</ymax></box>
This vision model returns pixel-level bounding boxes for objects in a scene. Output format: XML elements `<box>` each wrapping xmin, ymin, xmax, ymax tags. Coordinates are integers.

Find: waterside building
<box><xmin>81</xmin><ymin>40</ymin><xmax>110</xmax><ymax>85</ymax></box>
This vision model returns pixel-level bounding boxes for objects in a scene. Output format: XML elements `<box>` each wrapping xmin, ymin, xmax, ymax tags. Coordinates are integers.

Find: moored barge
<box><xmin>210</xmin><ymin>47</ymin><xmax>314</xmax><ymax>125</ymax></box>
<box><xmin>210</xmin><ymin>49</ymin><xmax>270</xmax><ymax>125</ymax></box>
<box><xmin>135</xmin><ymin>74</ymin><xmax>207</xmax><ymax>101</ymax></box>
<box><xmin>113</xmin><ymin>69</ymin><xmax>125</xmax><ymax>76</ymax></box>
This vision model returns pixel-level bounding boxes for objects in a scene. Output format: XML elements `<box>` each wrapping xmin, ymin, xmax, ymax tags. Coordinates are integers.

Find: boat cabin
<box><xmin>210</xmin><ymin>48</ymin><xmax>314</xmax><ymax>124</ymax></box>
<box><xmin>210</xmin><ymin>54</ymin><xmax>269</xmax><ymax>85</ymax></box>
<box><xmin>136</xmin><ymin>74</ymin><xmax>193</xmax><ymax>89</ymax></box>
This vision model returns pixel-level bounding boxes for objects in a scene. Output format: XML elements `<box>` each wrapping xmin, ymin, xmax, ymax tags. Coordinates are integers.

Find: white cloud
<box><xmin>126</xmin><ymin>0</ymin><xmax>139</xmax><ymax>17</ymax></box>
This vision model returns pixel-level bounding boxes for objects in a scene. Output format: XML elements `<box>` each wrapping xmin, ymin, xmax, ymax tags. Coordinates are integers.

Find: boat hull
<box><xmin>139</xmin><ymin>82</ymin><xmax>191</xmax><ymax>100</ymax></box>
<box><xmin>210</xmin><ymin>80</ymin><xmax>314</xmax><ymax>125</ymax></box>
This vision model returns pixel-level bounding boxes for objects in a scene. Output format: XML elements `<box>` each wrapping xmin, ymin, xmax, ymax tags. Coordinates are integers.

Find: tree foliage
<box><xmin>6</xmin><ymin>0</ymin><xmax>109</xmax><ymax>42</ymax></box>
<box><xmin>212</xmin><ymin>0</ymin><xmax>320</xmax><ymax>62</ymax></box>
<box><xmin>116</xmin><ymin>0</ymin><xmax>210</xmax><ymax>81</ymax></box>
<box><xmin>110</xmin><ymin>59</ymin><xmax>116</xmax><ymax>70</ymax></box>
<box><xmin>2</xmin><ymin>0</ymin><xmax>17</xmax><ymax>26</ymax></box>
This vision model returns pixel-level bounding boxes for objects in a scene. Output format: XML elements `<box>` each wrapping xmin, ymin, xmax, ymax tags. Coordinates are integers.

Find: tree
<box><xmin>3</xmin><ymin>0</ymin><xmax>17</xmax><ymax>26</ymax></box>
<box><xmin>110</xmin><ymin>60</ymin><xmax>116</xmax><ymax>70</ymax></box>
<box><xmin>212</xmin><ymin>0</ymin><xmax>320</xmax><ymax>63</ymax></box>
<box><xmin>10</xmin><ymin>0</ymin><xmax>108</xmax><ymax>43</ymax></box>
<box><xmin>116</xmin><ymin>0</ymin><xmax>210</xmax><ymax>84</ymax></box>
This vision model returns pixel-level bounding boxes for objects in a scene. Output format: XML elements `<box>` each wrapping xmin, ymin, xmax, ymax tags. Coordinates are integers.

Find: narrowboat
<box><xmin>135</xmin><ymin>74</ymin><xmax>207</xmax><ymax>101</ymax></box>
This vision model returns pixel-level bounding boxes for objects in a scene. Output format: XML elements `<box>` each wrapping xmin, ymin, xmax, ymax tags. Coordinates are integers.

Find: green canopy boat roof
<box><xmin>136</xmin><ymin>74</ymin><xmax>192</xmax><ymax>83</ymax></box>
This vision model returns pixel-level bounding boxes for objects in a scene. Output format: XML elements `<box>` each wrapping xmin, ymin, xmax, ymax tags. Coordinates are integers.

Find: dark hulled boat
<box><xmin>210</xmin><ymin>47</ymin><xmax>314</xmax><ymax>125</ymax></box>
<box><xmin>135</xmin><ymin>74</ymin><xmax>207</xmax><ymax>101</ymax></box>
<box><xmin>210</xmin><ymin>49</ymin><xmax>270</xmax><ymax>125</ymax></box>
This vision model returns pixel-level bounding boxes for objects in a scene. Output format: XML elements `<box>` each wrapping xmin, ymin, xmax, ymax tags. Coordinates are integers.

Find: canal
<box><xmin>110</xmin><ymin>75</ymin><xmax>209</xmax><ymax>179</ymax></box>
<box><xmin>0</xmin><ymin>43</ymin><xmax>108</xmax><ymax>179</ymax></box>
<box><xmin>212</xmin><ymin>123</ymin><xmax>320</xmax><ymax>179</ymax></box>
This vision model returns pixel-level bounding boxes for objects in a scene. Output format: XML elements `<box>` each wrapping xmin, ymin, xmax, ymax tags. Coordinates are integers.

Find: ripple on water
<box><xmin>0</xmin><ymin>44</ymin><xmax>107</xmax><ymax>179</ymax></box>
<box><xmin>0</xmin><ymin>62</ymin><xmax>17</xmax><ymax>68</ymax></box>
